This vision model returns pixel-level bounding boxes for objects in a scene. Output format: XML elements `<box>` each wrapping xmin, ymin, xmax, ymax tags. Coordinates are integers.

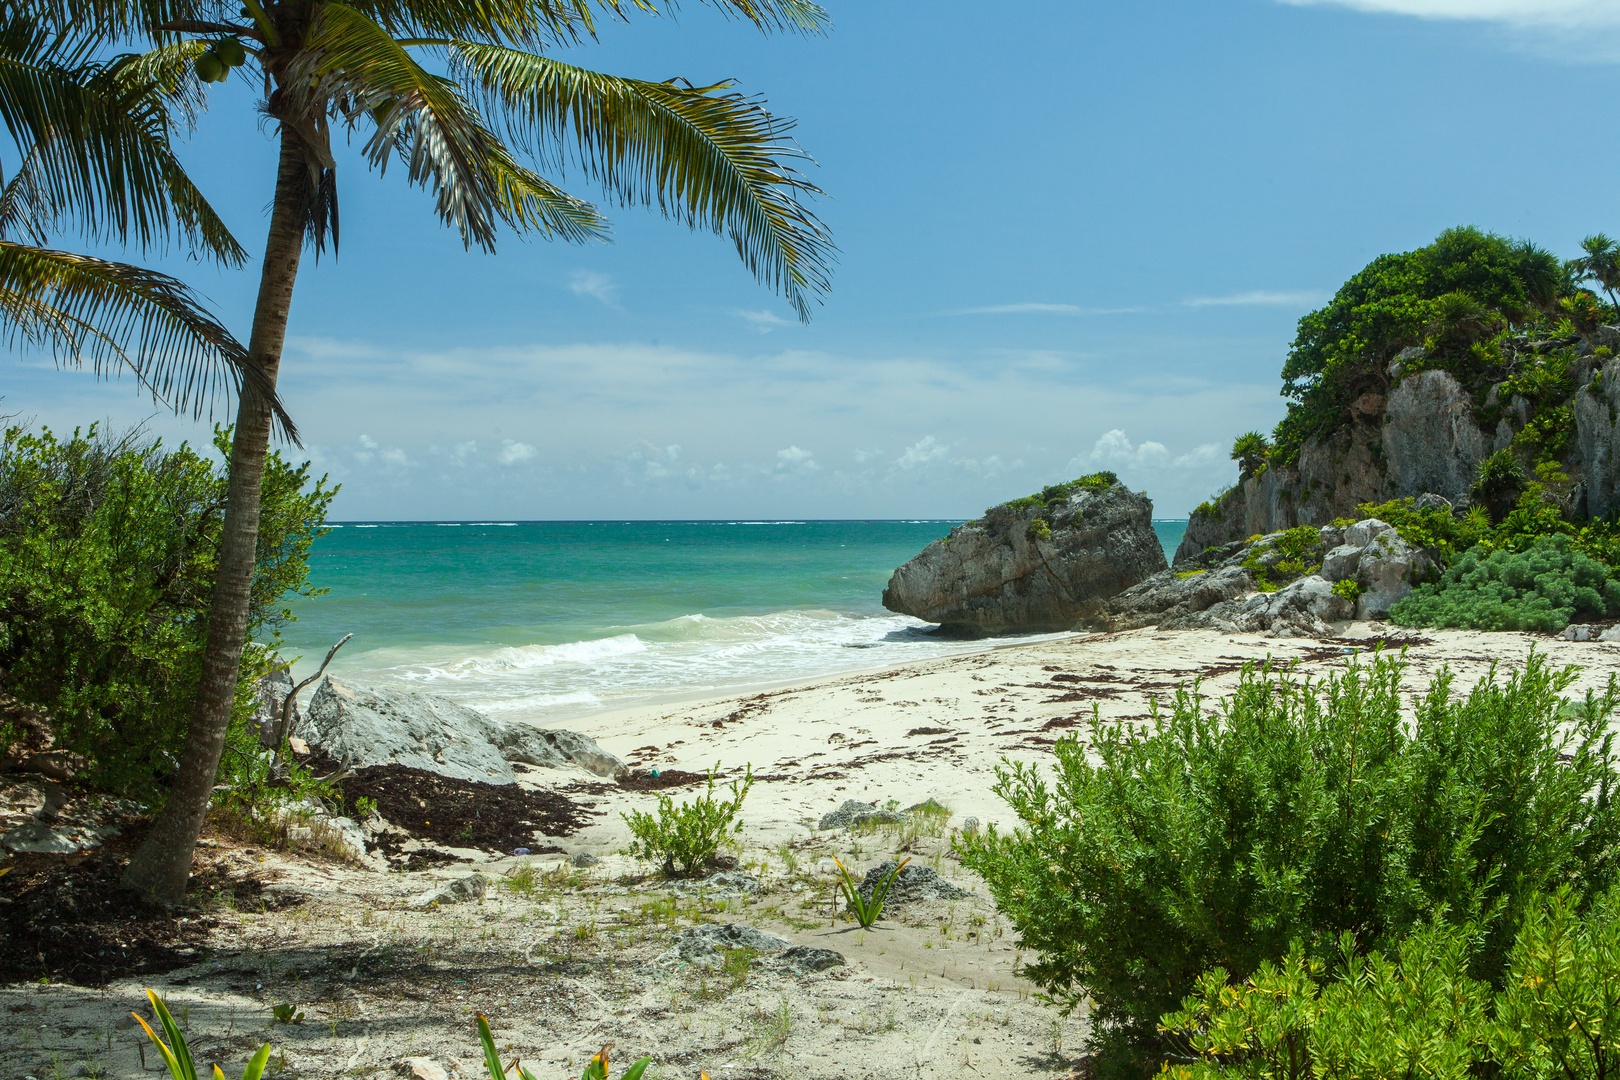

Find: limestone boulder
<box><xmin>1094</xmin><ymin>565</ymin><xmax>1256</xmax><ymax>631</ymax></box>
<box><xmin>304</xmin><ymin>677</ymin><xmax>624</xmax><ymax>784</ymax></box>
<box><xmin>1355</xmin><ymin>531</ymin><xmax>1439</xmax><ymax>620</ymax></box>
<box><xmin>1321</xmin><ymin>544</ymin><xmax>1365</xmax><ymax>582</ymax></box>
<box><xmin>1162</xmin><ymin>575</ymin><xmax>1352</xmax><ymax>638</ymax></box>
<box><xmin>883</xmin><ymin>480</ymin><xmax>1166</xmax><ymax>635</ymax></box>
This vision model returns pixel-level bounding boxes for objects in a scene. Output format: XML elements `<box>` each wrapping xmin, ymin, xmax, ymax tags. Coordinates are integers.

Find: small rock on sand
<box><xmin>658</xmin><ymin>923</ymin><xmax>790</xmax><ymax>968</ymax></box>
<box><xmin>668</xmin><ymin>870</ymin><xmax>761</xmax><ymax>898</ymax></box>
<box><xmin>393</xmin><ymin>1058</ymin><xmax>449</xmax><ymax>1080</ymax></box>
<box><xmin>412</xmin><ymin>874</ymin><xmax>487</xmax><ymax>907</ymax></box>
<box><xmin>856</xmin><ymin>860</ymin><xmax>973</xmax><ymax>905</ymax></box>
<box><xmin>774</xmin><ymin>945</ymin><xmax>846</xmax><ymax>973</ymax></box>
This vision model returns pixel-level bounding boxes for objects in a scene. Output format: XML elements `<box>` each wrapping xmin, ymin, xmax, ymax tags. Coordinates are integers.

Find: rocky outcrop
<box><xmin>1163</xmin><ymin>575</ymin><xmax>1352</xmax><ymax>638</ymax></box>
<box><xmin>1176</xmin><ymin>331</ymin><xmax>1620</xmax><ymax>565</ymax></box>
<box><xmin>304</xmin><ymin>677</ymin><xmax>623</xmax><ymax>784</ymax></box>
<box><xmin>1575</xmin><ymin>358</ymin><xmax>1620</xmax><ymax>520</ymax></box>
<box><xmin>1104</xmin><ymin>518</ymin><xmax>1438</xmax><ymax>634</ymax></box>
<box><xmin>883</xmin><ymin>479</ymin><xmax>1166</xmax><ymax>635</ymax></box>
<box><xmin>1095</xmin><ymin>565</ymin><xmax>1256</xmax><ymax>631</ymax></box>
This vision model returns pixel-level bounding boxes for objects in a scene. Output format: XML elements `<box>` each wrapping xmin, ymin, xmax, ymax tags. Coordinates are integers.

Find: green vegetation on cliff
<box><xmin>1274</xmin><ymin>226</ymin><xmax>1577</xmax><ymax>465</ymax></box>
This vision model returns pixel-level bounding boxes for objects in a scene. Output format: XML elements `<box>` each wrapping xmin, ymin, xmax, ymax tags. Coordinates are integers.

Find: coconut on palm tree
<box><xmin>0</xmin><ymin>5</ymin><xmax>292</xmax><ymax>432</ymax></box>
<box><xmin>58</xmin><ymin>0</ymin><xmax>837</xmax><ymax>903</ymax></box>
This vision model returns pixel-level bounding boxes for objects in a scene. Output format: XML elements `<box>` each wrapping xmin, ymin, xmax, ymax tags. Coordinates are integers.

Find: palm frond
<box><xmin>0</xmin><ymin>143</ymin><xmax>54</xmax><ymax>243</ymax></box>
<box><xmin>0</xmin><ymin>241</ymin><xmax>297</xmax><ymax>441</ymax></box>
<box><xmin>295</xmin><ymin>3</ymin><xmax>607</xmax><ymax>248</ymax></box>
<box><xmin>0</xmin><ymin>12</ymin><xmax>244</xmax><ymax>263</ymax></box>
<box><xmin>451</xmin><ymin>43</ymin><xmax>831</xmax><ymax>318</ymax></box>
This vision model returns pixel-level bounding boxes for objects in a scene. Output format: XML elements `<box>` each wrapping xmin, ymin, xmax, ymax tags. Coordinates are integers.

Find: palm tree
<box><xmin>92</xmin><ymin>0</ymin><xmax>835</xmax><ymax>903</ymax></box>
<box><xmin>0</xmin><ymin>8</ymin><xmax>293</xmax><ymax>433</ymax></box>
<box><xmin>1570</xmin><ymin>233</ymin><xmax>1620</xmax><ymax>322</ymax></box>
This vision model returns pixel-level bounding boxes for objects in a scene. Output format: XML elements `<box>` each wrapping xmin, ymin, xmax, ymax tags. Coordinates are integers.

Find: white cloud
<box><xmin>893</xmin><ymin>436</ymin><xmax>949</xmax><ymax>470</ymax></box>
<box><xmin>1071</xmin><ymin>429</ymin><xmax>1224</xmax><ymax>473</ymax></box>
<box><xmin>352</xmin><ymin>433</ymin><xmax>411</xmax><ymax>468</ymax></box>
<box><xmin>1278</xmin><ymin>0</ymin><xmax>1620</xmax><ymax>27</ymax></box>
<box><xmin>852</xmin><ymin>447</ymin><xmax>884</xmax><ymax>464</ymax></box>
<box><xmin>1184</xmin><ymin>290</ymin><xmax>1326</xmax><ymax>308</ymax></box>
<box><xmin>1275</xmin><ymin>0</ymin><xmax>1620</xmax><ymax>57</ymax></box>
<box><xmin>496</xmin><ymin>439</ymin><xmax>537</xmax><ymax>465</ymax></box>
<box><xmin>569</xmin><ymin>271</ymin><xmax>620</xmax><ymax>307</ymax></box>
<box><xmin>735</xmin><ymin>309</ymin><xmax>794</xmax><ymax>333</ymax></box>
<box><xmin>775</xmin><ymin>445</ymin><xmax>819</xmax><ymax>472</ymax></box>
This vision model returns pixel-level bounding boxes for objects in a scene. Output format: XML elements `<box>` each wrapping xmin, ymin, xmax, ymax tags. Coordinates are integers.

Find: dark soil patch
<box><xmin>337</xmin><ymin>764</ymin><xmax>590</xmax><ymax>854</ymax></box>
<box><xmin>614</xmin><ymin>768</ymin><xmax>710</xmax><ymax>791</ymax></box>
<box><xmin>0</xmin><ymin>828</ymin><xmax>280</xmax><ymax>986</ymax></box>
<box><xmin>906</xmin><ymin>727</ymin><xmax>951</xmax><ymax>737</ymax></box>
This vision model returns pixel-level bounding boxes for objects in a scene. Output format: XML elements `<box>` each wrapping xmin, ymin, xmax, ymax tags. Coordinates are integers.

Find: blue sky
<box><xmin>10</xmin><ymin>0</ymin><xmax>1620</xmax><ymax>519</ymax></box>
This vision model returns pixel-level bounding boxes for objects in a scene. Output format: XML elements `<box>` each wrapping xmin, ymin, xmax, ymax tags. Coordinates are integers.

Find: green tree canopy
<box><xmin>1273</xmin><ymin>227</ymin><xmax>1572</xmax><ymax>463</ymax></box>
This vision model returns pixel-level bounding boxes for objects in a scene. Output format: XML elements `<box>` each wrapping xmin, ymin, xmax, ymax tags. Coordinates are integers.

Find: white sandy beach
<box><xmin>5</xmin><ymin>625</ymin><xmax>1616</xmax><ymax>1080</ymax></box>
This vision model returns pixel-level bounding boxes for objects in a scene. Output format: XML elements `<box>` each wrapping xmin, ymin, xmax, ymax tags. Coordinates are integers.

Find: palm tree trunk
<box><xmin>123</xmin><ymin>131</ymin><xmax>309</xmax><ymax>905</ymax></box>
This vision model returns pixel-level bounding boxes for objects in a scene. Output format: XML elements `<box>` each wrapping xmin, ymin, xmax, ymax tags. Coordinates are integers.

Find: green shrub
<box><xmin>1159</xmin><ymin>885</ymin><xmax>1620</xmax><ymax>1080</ymax></box>
<box><xmin>1330</xmin><ymin>578</ymin><xmax>1362</xmax><ymax>602</ymax></box>
<box><xmin>1333</xmin><ymin>497</ymin><xmax>1491</xmax><ymax>562</ymax></box>
<box><xmin>1390</xmin><ymin>534</ymin><xmax>1620</xmax><ymax>631</ymax></box>
<box><xmin>958</xmin><ymin>653</ymin><xmax>1620</xmax><ymax>1079</ymax></box>
<box><xmin>997</xmin><ymin>472</ymin><xmax>1120</xmax><ymax>515</ymax></box>
<box><xmin>0</xmin><ymin>424</ymin><xmax>333</xmax><ymax>798</ymax></box>
<box><xmin>623</xmin><ymin>763</ymin><xmax>754</xmax><ymax>875</ymax></box>
<box><xmin>1243</xmin><ymin>525</ymin><xmax>1323</xmax><ymax>591</ymax></box>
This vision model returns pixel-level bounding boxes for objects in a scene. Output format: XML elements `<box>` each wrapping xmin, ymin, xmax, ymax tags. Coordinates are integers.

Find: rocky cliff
<box><xmin>1177</xmin><ymin>328</ymin><xmax>1620</xmax><ymax>565</ymax></box>
<box><xmin>882</xmin><ymin>475</ymin><xmax>1166</xmax><ymax>635</ymax></box>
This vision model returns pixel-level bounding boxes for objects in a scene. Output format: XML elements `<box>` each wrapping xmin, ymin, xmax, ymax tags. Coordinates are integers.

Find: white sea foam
<box><xmin>321</xmin><ymin>609</ymin><xmax>1070</xmax><ymax>725</ymax></box>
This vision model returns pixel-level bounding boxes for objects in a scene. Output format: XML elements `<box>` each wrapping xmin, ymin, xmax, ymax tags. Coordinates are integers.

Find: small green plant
<box><xmin>136</xmin><ymin>990</ymin><xmax>271</xmax><ymax>1080</ymax></box>
<box><xmin>1027</xmin><ymin>518</ymin><xmax>1052</xmax><ymax>542</ymax></box>
<box><xmin>506</xmin><ymin>859</ymin><xmax>537</xmax><ymax>897</ymax></box>
<box><xmin>1473</xmin><ymin>448</ymin><xmax>1529</xmax><ymax>519</ymax></box>
<box><xmin>476</xmin><ymin>1014</ymin><xmax>650</xmax><ymax>1080</ymax></box>
<box><xmin>1329</xmin><ymin>578</ymin><xmax>1362</xmax><ymax>602</ymax></box>
<box><xmin>833</xmin><ymin>855</ymin><xmax>909</xmax><ymax>929</ymax></box>
<box><xmin>269</xmin><ymin>1004</ymin><xmax>303</xmax><ymax>1025</ymax></box>
<box><xmin>623</xmin><ymin>763</ymin><xmax>754</xmax><ymax>875</ymax></box>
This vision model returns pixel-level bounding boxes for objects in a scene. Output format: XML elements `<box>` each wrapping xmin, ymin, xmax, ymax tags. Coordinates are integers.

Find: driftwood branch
<box><xmin>271</xmin><ymin>632</ymin><xmax>353</xmax><ymax>772</ymax></box>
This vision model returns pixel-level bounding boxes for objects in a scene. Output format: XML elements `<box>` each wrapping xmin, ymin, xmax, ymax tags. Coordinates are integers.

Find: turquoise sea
<box><xmin>282</xmin><ymin>519</ymin><xmax>1188</xmax><ymax>724</ymax></box>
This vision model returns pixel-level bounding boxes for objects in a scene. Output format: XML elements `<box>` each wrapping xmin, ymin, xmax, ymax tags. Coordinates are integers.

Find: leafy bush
<box><xmin>1333</xmin><ymin>497</ymin><xmax>1491</xmax><ymax>561</ymax></box>
<box><xmin>958</xmin><ymin>653</ymin><xmax>1620</xmax><ymax>1079</ymax></box>
<box><xmin>623</xmin><ymin>763</ymin><xmax>754</xmax><ymax>875</ymax></box>
<box><xmin>1242</xmin><ymin>525</ymin><xmax>1323</xmax><ymax>591</ymax></box>
<box><xmin>1159</xmin><ymin>886</ymin><xmax>1620</xmax><ymax>1080</ymax></box>
<box><xmin>0</xmin><ymin>425</ymin><xmax>333</xmax><ymax>797</ymax></box>
<box><xmin>1390</xmin><ymin>534</ymin><xmax>1620</xmax><ymax>631</ymax></box>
